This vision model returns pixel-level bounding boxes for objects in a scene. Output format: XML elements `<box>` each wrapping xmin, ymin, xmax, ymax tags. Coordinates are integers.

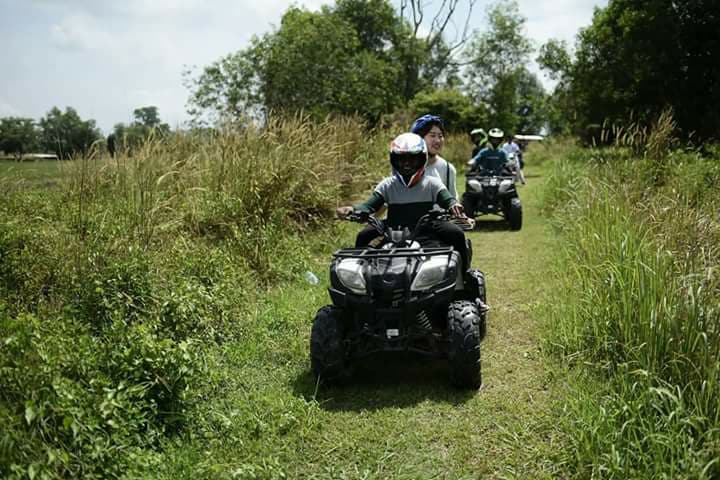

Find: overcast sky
<box><xmin>0</xmin><ymin>0</ymin><xmax>607</xmax><ymax>133</ymax></box>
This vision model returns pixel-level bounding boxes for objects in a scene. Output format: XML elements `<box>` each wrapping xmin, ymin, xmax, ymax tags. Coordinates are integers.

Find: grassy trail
<box><xmin>306</xmin><ymin>165</ymin><xmax>571</xmax><ymax>478</ymax></box>
<box><xmin>157</xmin><ymin>163</ymin><xmax>573</xmax><ymax>479</ymax></box>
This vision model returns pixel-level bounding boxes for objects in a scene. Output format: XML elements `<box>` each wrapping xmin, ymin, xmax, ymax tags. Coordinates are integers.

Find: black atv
<box><xmin>310</xmin><ymin>210</ymin><xmax>487</xmax><ymax>389</ymax></box>
<box><xmin>461</xmin><ymin>166</ymin><xmax>522</xmax><ymax>231</ymax></box>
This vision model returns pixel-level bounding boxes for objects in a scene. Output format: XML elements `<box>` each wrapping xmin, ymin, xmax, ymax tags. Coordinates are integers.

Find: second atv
<box><xmin>461</xmin><ymin>159</ymin><xmax>522</xmax><ymax>231</ymax></box>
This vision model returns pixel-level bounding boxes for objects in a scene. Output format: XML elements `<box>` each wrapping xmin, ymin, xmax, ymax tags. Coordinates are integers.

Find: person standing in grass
<box><xmin>410</xmin><ymin>114</ymin><xmax>458</xmax><ymax>201</ymax></box>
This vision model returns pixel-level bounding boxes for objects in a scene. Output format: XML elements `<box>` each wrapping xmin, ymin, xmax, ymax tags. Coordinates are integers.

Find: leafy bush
<box><xmin>0</xmin><ymin>313</ymin><xmax>199</xmax><ymax>479</ymax></box>
<box><xmin>0</xmin><ymin>115</ymin><xmax>390</xmax><ymax>477</ymax></box>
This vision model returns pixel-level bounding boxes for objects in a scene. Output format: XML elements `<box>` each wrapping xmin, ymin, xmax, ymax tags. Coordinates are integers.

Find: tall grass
<box><xmin>542</xmin><ymin>135</ymin><xmax>720</xmax><ymax>477</ymax></box>
<box><xmin>0</xmin><ymin>115</ymin><xmax>390</xmax><ymax>478</ymax></box>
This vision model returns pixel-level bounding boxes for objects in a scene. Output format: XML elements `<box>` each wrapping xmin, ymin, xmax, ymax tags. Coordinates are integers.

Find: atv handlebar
<box><xmin>342</xmin><ymin>208</ymin><xmax>457</xmax><ymax>245</ymax></box>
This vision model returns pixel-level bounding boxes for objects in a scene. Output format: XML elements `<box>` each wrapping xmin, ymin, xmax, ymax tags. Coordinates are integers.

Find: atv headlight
<box><xmin>410</xmin><ymin>255</ymin><xmax>448</xmax><ymax>292</ymax></box>
<box><xmin>337</xmin><ymin>259</ymin><xmax>366</xmax><ymax>295</ymax></box>
<box><xmin>468</xmin><ymin>179</ymin><xmax>483</xmax><ymax>192</ymax></box>
<box><xmin>499</xmin><ymin>179</ymin><xmax>513</xmax><ymax>193</ymax></box>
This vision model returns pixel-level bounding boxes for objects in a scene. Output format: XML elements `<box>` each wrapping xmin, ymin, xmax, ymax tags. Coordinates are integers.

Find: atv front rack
<box><xmin>333</xmin><ymin>246</ymin><xmax>454</xmax><ymax>259</ymax></box>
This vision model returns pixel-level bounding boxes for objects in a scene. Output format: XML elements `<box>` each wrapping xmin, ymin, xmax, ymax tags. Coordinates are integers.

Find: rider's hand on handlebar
<box><xmin>450</xmin><ymin>204</ymin><xmax>465</xmax><ymax>218</ymax></box>
<box><xmin>336</xmin><ymin>206</ymin><xmax>353</xmax><ymax>218</ymax></box>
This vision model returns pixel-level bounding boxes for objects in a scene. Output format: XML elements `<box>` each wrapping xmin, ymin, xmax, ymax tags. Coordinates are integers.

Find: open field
<box><xmin>3</xmin><ymin>131</ymin><xmax>718</xmax><ymax>478</ymax></box>
<box><xmin>146</xmin><ymin>161</ymin><xmax>577</xmax><ymax>479</ymax></box>
<box><xmin>0</xmin><ymin>159</ymin><xmax>68</xmax><ymax>186</ymax></box>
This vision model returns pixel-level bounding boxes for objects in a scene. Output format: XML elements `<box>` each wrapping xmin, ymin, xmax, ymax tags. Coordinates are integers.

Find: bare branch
<box><xmin>409</xmin><ymin>0</ymin><xmax>424</xmax><ymax>36</ymax></box>
<box><xmin>447</xmin><ymin>0</ymin><xmax>477</xmax><ymax>53</ymax></box>
<box><xmin>428</xmin><ymin>0</ymin><xmax>450</xmax><ymax>39</ymax></box>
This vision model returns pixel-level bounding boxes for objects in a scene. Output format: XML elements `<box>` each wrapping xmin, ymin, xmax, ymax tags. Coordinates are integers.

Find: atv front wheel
<box><xmin>461</xmin><ymin>195</ymin><xmax>475</xmax><ymax>219</ymax></box>
<box><xmin>310</xmin><ymin>306</ymin><xmax>348</xmax><ymax>383</ymax></box>
<box><xmin>507</xmin><ymin>198</ymin><xmax>522</xmax><ymax>231</ymax></box>
<box><xmin>447</xmin><ymin>300</ymin><xmax>482</xmax><ymax>389</ymax></box>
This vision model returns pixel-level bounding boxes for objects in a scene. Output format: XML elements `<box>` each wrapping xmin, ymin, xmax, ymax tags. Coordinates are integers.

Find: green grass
<box><xmin>147</xmin><ymin>160</ymin><xmax>576</xmax><ymax>479</ymax></box>
<box><xmin>0</xmin><ymin>159</ymin><xmax>68</xmax><ymax>186</ymax></box>
<box><xmin>5</xmin><ymin>126</ymin><xmax>718</xmax><ymax>478</ymax></box>
<box><xmin>540</xmin><ymin>145</ymin><xmax>720</xmax><ymax>479</ymax></box>
<box><xmin>0</xmin><ymin>128</ymin><xmax>588</xmax><ymax>479</ymax></box>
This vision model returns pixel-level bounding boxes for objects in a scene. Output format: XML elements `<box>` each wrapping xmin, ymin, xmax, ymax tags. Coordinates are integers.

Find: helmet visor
<box><xmin>391</xmin><ymin>152</ymin><xmax>426</xmax><ymax>177</ymax></box>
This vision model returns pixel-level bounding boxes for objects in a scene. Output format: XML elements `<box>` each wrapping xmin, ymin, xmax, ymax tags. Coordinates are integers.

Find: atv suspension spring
<box><xmin>416</xmin><ymin>310</ymin><xmax>432</xmax><ymax>331</ymax></box>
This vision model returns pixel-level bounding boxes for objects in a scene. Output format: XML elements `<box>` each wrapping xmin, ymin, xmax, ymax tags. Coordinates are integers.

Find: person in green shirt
<box><xmin>470</xmin><ymin>127</ymin><xmax>511</xmax><ymax>175</ymax></box>
<box><xmin>336</xmin><ymin>132</ymin><xmax>469</xmax><ymax>270</ymax></box>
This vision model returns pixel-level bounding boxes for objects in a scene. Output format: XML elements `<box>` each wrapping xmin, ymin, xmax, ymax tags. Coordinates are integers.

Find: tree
<box><xmin>559</xmin><ymin>0</ymin><xmax>720</xmax><ymax>139</ymax></box>
<box><xmin>409</xmin><ymin>88</ymin><xmax>488</xmax><ymax>133</ymax></box>
<box><xmin>38</xmin><ymin>107</ymin><xmax>101</xmax><ymax>159</ymax></box>
<box><xmin>186</xmin><ymin>0</ymin><xmax>478</xmax><ymax>124</ymax></box>
<box><xmin>132</xmin><ymin>106</ymin><xmax>163</xmax><ymax>129</ymax></box>
<box><xmin>0</xmin><ymin>117</ymin><xmax>40</xmax><ymax>157</ymax></box>
<box><xmin>188</xmin><ymin>5</ymin><xmax>404</xmax><ymax>124</ymax></box>
<box><xmin>261</xmin><ymin>7</ymin><xmax>402</xmax><ymax>120</ymax></box>
<box><xmin>537</xmin><ymin>39</ymin><xmax>572</xmax><ymax>82</ymax></box>
<box><xmin>464</xmin><ymin>0</ymin><xmax>544</xmax><ymax>133</ymax></box>
<box><xmin>185</xmin><ymin>46</ymin><xmax>264</xmax><ymax>124</ymax></box>
<box><xmin>399</xmin><ymin>0</ymin><xmax>477</xmax><ymax>86</ymax></box>
<box><xmin>537</xmin><ymin>39</ymin><xmax>575</xmax><ymax>134</ymax></box>
<box><xmin>112</xmin><ymin>106</ymin><xmax>170</xmax><ymax>152</ymax></box>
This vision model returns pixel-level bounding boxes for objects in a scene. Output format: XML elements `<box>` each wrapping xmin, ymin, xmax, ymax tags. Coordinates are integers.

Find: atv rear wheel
<box><xmin>507</xmin><ymin>198</ymin><xmax>522</xmax><ymax>231</ymax></box>
<box><xmin>462</xmin><ymin>269</ymin><xmax>487</xmax><ymax>339</ymax></box>
<box><xmin>447</xmin><ymin>300</ymin><xmax>482</xmax><ymax>389</ymax></box>
<box><xmin>473</xmin><ymin>270</ymin><xmax>487</xmax><ymax>339</ymax></box>
<box><xmin>310</xmin><ymin>306</ymin><xmax>349</xmax><ymax>384</ymax></box>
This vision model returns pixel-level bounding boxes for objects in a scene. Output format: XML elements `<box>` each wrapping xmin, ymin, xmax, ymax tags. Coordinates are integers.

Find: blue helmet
<box><xmin>411</xmin><ymin>114</ymin><xmax>445</xmax><ymax>138</ymax></box>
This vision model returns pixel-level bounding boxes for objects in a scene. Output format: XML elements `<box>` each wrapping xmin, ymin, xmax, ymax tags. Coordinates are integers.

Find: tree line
<box><xmin>0</xmin><ymin>106</ymin><xmax>169</xmax><ymax>159</ymax></box>
<box><xmin>185</xmin><ymin>0</ymin><xmax>548</xmax><ymax>134</ymax></box>
<box><xmin>2</xmin><ymin>0</ymin><xmax>717</xmax><ymax>158</ymax></box>
<box><xmin>539</xmin><ymin>0</ymin><xmax>719</xmax><ymax>140</ymax></box>
<box><xmin>0</xmin><ymin>107</ymin><xmax>100</xmax><ymax>159</ymax></box>
<box><xmin>187</xmin><ymin>0</ymin><xmax>719</xmax><ymax>140</ymax></box>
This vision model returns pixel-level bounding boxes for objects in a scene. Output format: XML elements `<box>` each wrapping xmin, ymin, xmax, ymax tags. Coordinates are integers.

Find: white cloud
<box><xmin>521</xmin><ymin>0</ymin><xmax>605</xmax><ymax>50</ymax></box>
<box><xmin>50</xmin><ymin>13</ymin><xmax>115</xmax><ymax>52</ymax></box>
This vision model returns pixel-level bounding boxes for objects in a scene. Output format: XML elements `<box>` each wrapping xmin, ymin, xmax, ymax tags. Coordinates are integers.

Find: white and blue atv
<box><xmin>310</xmin><ymin>209</ymin><xmax>487</xmax><ymax>389</ymax></box>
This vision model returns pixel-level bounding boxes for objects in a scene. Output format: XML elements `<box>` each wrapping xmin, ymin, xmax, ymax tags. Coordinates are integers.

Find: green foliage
<box><xmin>38</xmin><ymin>107</ymin><xmax>101</xmax><ymax>159</ymax></box>
<box><xmin>465</xmin><ymin>0</ymin><xmax>546</xmax><ymax>134</ymax></box>
<box><xmin>186</xmin><ymin>0</ymin><xmax>480</xmax><ymax>125</ymax></box>
<box><xmin>0</xmin><ymin>115</ymin><xmax>392</xmax><ymax>477</ymax></box>
<box><xmin>184</xmin><ymin>47</ymin><xmax>264</xmax><ymax>124</ymax></box>
<box><xmin>541</xmin><ymin>143</ymin><xmax>720</xmax><ymax>477</ymax></box>
<box><xmin>0</xmin><ymin>312</ymin><xmax>199</xmax><ymax>479</ymax></box>
<box><xmin>334</xmin><ymin>0</ymin><xmax>398</xmax><ymax>54</ymax></box>
<box><xmin>536</xmin><ymin>39</ymin><xmax>571</xmax><ymax>82</ymax></box>
<box><xmin>537</xmin><ymin>40</ymin><xmax>575</xmax><ymax>134</ymax></box>
<box><xmin>561</xmin><ymin>0</ymin><xmax>720</xmax><ymax>139</ymax></box>
<box><xmin>409</xmin><ymin>88</ymin><xmax>488</xmax><ymax>133</ymax></box>
<box><xmin>0</xmin><ymin>117</ymin><xmax>40</xmax><ymax>156</ymax></box>
<box><xmin>112</xmin><ymin>106</ymin><xmax>170</xmax><ymax>153</ymax></box>
<box><xmin>188</xmin><ymin>3</ymin><xmax>407</xmax><ymax>124</ymax></box>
